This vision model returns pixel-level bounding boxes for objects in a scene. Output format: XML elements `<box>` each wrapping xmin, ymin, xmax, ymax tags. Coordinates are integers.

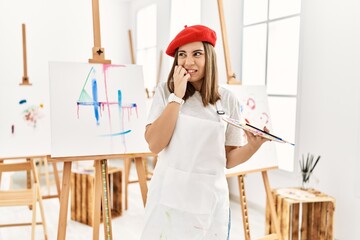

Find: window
<box><xmin>241</xmin><ymin>0</ymin><xmax>301</xmax><ymax>171</ymax></box>
<box><xmin>136</xmin><ymin>4</ymin><xmax>157</xmax><ymax>96</ymax></box>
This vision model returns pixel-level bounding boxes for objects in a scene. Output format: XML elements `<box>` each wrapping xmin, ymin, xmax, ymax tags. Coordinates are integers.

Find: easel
<box><xmin>217</xmin><ymin>0</ymin><xmax>240</xmax><ymax>85</ymax></box>
<box><xmin>50</xmin><ymin>1</ymin><xmax>152</xmax><ymax>239</ymax></box>
<box><xmin>128</xmin><ymin>29</ymin><xmax>136</xmax><ymax>64</ymax></box>
<box><xmin>88</xmin><ymin>0</ymin><xmax>111</xmax><ymax>64</ymax></box>
<box><xmin>51</xmin><ymin>153</ymin><xmax>153</xmax><ymax>240</ymax></box>
<box><xmin>0</xmin><ymin>155</ymin><xmax>61</xmax><ymax>201</ymax></box>
<box><xmin>17</xmin><ymin>23</ymin><xmax>61</xmax><ymax>201</ymax></box>
<box><xmin>20</xmin><ymin>23</ymin><xmax>31</xmax><ymax>86</ymax></box>
<box><xmin>217</xmin><ymin>0</ymin><xmax>281</xmax><ymax>239</ymax></box>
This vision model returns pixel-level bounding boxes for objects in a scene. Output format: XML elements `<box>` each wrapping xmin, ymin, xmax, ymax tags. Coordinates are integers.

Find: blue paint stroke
<box><xmin>92</xmin><ymin>79</ymin><xmax>100</xmax><ymax>125</ymax></box>
<box><xmin>99</xmin><ymin>129</ymin><xmax>132</xmax><ymax>137</ymax></box>
<box><xmin>118</xmin><ymin>90</ymin><xmax>122</xmax><ymax>113</ymax></box>
<box><xmin>118</xmin><ymin>89</ymin><xmax>123</xmax><ymax>131</ymax></box>
<box><xmin>19</xmin><ymin>99</ymin><xmax>27</xmax><ymax>105</ymax></box>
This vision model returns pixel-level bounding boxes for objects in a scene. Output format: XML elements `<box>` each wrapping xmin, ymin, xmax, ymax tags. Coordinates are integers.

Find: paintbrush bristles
<box><xmin>300</xmin><ymin>153</ymin><xmax>321</xmax><ymax>184</ymax></box>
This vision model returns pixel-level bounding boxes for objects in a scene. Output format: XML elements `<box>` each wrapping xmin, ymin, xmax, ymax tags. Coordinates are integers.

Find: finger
<box><xmin>175</xmin><ymin>65</ymin><xmax>183</xmax><ymax>75</ymax></box>
<box><xmin>263</xmin><ymin>126</ymin><xmax>270</xmax><ymax>133</ymax></box>
<box><xmin>179</xmin><ymin>67</ymin><xmax>187</xmax><ymax>76</ymax></box>
<box><xmin>244</xmin><ymin>130</ymin><xmax>255</xmax><ymax>139</ymax></box>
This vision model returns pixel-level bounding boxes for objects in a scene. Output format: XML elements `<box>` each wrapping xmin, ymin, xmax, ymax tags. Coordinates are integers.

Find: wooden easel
<box><xmin>217</xmin><ymin>0</ymin><xmax>281</xmax><ymax>239</ymax></box>
<box><xmin>0</xmin><ymin>155</ymin><xmax>61</xmax><ymax>201</ymax></box>
<box><xmin>128</xmin><ymin>29</ymin><xmax>136</xmax><ymax>64</ymax></box>
<box><xmin>217</xmin><ymin>0</ymin><xmax>240</xmax><ymax>85</ymax></box>
<box><xmin>51</xmin><ymin>153</ymin><xmax>152</xmax><ymax>240</ymax></box>
<box><xmin>20</xmin><ymin>23</ymin><xmax>31</xmax><ymax>86</ymax></box>
<box><xmin>50</xmin><ymin>2</ymin><xmax>153</xmax><ymax>239</ymax></box>
<box><xmin>88</xmin><ymin>0</ymin><xmax>111</xmax><ymax>64</ymax></box>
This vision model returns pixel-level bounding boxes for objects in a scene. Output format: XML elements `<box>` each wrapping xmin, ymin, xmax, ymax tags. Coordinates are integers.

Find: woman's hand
<box><xmin>173</xmin><ymin>65</ymin><xmax>190</xmax><ymax>98</ymax></box>
<box><xmin>244</xmin><ymin>126</ymin><xmax>270</xmax><ymax>152</ymax></box>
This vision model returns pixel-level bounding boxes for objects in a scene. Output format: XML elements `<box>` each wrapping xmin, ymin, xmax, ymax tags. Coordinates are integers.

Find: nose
<box><xmin>185</xmin><ymin>55</ymin><xmax>195</xmax><ymax>65</ymax></box>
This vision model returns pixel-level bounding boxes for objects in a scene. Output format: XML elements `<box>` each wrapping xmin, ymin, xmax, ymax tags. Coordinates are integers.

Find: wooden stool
<box><xmin>266</xmin><ymin>187</ymin><xmax>335</xmax><ymax>240</ymax></box>
<box><xmin>70</xmin><ymin>167</ymin><xmax>122</xmax><ymax>226</ymax></box>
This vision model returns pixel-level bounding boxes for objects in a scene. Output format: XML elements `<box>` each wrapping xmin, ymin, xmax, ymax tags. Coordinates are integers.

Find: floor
<box><xmin>0</xmin><ymin>160</ymin><xmax>267</xmax><ymax>239</ymax></box>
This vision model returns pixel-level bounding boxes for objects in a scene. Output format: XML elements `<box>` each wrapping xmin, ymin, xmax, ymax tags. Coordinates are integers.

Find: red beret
<box><xmin>166</xmin><ymin>25</ymin><xmax>217</xmax><ymax>57</ymax></box>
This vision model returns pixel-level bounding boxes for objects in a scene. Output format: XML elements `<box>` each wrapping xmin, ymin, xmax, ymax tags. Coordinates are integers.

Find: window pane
<box><xmin>243</xmin><ymin>0</ymin><xmax>268</xmax><ymax>25</ymax></box>
<box><xmin>268</xmin><ymin>96</ymin><xmax>296</xmax><ymax>171</ymax></box>
<box><xmin>136</xmin><ymin>48</ymin><xmax>157</xmax><ymax>91</ymax></box>
<box><xmin>242</xmin><ymin>24</ymin><xmax>267</xmax><ymax>85</ymax></box>
<box><xmin>267</xmin><ymin>17</ymin><xmax>300</xmax><ymax>95</ymax></box>
<box><xmin>136</xmin><ymin>4</ymin><xmax>157</xmax><ymax>49</ymax></box>
<box><xmin>269</xmin><ymin>0</ymin><xmax>301</xmax><ymax>20</ymax></box>
<box><xmin>170</xmin><ymin>0</ymin><xmax>201</xmax><ymax>39</ymax></box>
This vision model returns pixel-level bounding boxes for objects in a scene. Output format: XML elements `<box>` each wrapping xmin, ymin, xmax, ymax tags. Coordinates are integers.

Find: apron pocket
<box><xmin>160</xmin><ymin>167</ymin><xmax>217</xmax><ymax>215</ymax></box>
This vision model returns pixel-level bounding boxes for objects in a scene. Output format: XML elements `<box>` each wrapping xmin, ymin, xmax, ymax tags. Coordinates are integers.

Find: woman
<box><xmin>141</xmin><ymin>25</ymin><xmax>268</xmax><ymax>239</ymax></box>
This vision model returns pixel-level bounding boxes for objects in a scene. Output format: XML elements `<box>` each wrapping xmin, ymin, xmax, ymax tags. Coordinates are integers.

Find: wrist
<box><xmin>168</xmin><ymin>93</ymin><xmax>184</xmax><ymax>105</ymax></box>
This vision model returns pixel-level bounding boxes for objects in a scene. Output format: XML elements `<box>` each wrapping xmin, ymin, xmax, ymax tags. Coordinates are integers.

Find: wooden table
<box><xmin>49</xmin><ymin>152</ymin><xmax>155</xmax><ymax>240</ymax></box>
<box><xmin>266</xmin><ymin>187</ymin><xmax>335</xmax><ymax>240</ymax></box>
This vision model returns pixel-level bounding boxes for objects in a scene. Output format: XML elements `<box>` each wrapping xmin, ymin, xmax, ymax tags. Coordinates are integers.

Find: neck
<box><xmin>191</xmin><ymin>81</ymin><xmax>202</xmax><ymax>91</ymax></box>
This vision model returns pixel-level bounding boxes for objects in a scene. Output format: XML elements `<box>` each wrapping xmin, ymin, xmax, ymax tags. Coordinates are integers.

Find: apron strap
<box><xmin>215</xmin><ymin>100</ymin><xmax>226</xmax><ymax>115</ymax></box>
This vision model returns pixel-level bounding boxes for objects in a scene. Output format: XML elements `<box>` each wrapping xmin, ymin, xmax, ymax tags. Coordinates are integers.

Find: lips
<box><xmin>186</xmin><ymin>69</ymin><xmax>197</xmax><ymax>74</ymax></box>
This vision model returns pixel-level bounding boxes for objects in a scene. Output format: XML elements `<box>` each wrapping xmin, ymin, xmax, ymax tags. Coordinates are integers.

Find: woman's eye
<box><xmin>178</xmin><ymin>52</ymin><xmax>186</xmax><ymax>57</ymax></box>
<box><xmin>194</xmin><ymin>52</ymin><xmax>203</xmax><ymax>57</ymax></box>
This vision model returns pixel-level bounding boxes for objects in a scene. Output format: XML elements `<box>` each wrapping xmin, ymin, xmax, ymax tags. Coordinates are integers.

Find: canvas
<box><xmin>0</xmin><ymin>84</ymin><xmax>51</xmax><ymax>158</ymax></box>
<box><xmin>222</xmin><ymin>85</ymin><xmax>278</xmax><ymax>175</ymax></box>
<box><xmin>49</xmin><ymin>62</ymin><xmax>149</xmax><ymax>157</ymax></box>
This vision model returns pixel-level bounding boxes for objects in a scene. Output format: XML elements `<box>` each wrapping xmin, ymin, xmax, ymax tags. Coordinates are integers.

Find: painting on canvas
<box><xmin>222</xmin><ymin>85</ymin><xmax>278</xmax><ymax>175</ymax></box>
<box><xmin>49</xmin><ymin>62</ymin><xmax>149</xmax><ymax>157</ymax></box>
<box><xmin>0</xmin><ymin>84</ymin><xmax>51</xmax><ymax>158</ymax></box>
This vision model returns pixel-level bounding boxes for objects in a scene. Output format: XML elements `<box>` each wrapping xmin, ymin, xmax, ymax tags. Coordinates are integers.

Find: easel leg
<box><xmin>93</xmin><ymin>160</ymin><xmax>102</xmax><ymax>240</ymax></box>
<box><xmin>0</xmin><ymin>160</ymin><xmax>3</xmax><ymax>186</ymax></box>
<box><xmin>134</xmin><ymin>157</ymin><xmax>148</xmax><ymax>207</ymax></box>
<box><xmin>238</xmin><ymin>175</ymin><xmax>251</xmax><ymax>240</ymax></box>
<box><xmin>57</xmin><ymin>161</ymin><xmax>72</xmax><ymax>240</ymax></box>
<box><xmin>124</xmin><ymin>158</ymin><xmax>131</xmax><ymax>210</ymax></box>
<box><xmin>262</xmin><ymin>171</ymin><xmax>283</xmax><ymax>240</ymax></box>
<box><xmin>101</xmin><ymin>159</ymin><xmax>113</xmax><ymax>240</ymax></box>
<box><xmin>42</xmin><ymin>156</ymin><xmax>51</xmax><ymax>195</ymax></box>
<box><xmin>51</xmin><ymin>160</ymin><xmax>61</xmax><ymax>201</ymax></box>
<box><xmin>27</xmin><ymin>158</ymin><xmax>32</xmax><ymax>209</ymax></box>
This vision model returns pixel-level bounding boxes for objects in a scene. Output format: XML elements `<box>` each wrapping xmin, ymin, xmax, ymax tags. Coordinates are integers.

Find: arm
<box><xmin>225</xmin><ymin>129</ymin><xmax>269</xmax><ymax>169</ymax></box>
<box><xmin>145</xmin><ymin>102</ymin><xmax>181</xmax><ymax>154</ymax></box>
<box><xmin>145</xmin><ymin>65</ymin><xmax>189</xmax><ymax>154</ymax></box>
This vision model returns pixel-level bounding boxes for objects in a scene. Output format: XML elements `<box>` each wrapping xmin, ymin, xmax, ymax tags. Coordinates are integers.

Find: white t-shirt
<box><xmin>147</xmin><ymin>82</ymin><xmax>242</xmax><ymax>146</ymax></box>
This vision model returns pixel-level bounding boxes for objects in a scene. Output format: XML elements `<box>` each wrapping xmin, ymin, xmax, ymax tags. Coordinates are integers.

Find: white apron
<box><xmin>141</xmin><ymin>104</ymin><xmax>229</xmax><ymax>240</ymax></box>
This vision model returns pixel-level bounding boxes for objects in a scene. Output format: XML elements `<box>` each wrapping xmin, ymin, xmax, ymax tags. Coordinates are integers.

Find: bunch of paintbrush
<box><xmin>299</xmin><ymin>153</ymin><xmax>321</xmax><ymax>185</ymax></box>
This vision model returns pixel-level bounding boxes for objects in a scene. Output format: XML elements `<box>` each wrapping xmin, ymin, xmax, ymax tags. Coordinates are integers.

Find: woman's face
<box><xmin>177</xmin><ymin>41</ymin><xmax>206</xmax><ymax>90</ymax></box>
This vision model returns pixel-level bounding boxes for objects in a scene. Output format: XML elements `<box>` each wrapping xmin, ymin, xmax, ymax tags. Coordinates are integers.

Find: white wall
<box><xmin>296</xmin><ymin>0</ymin><xmax>360</xmax><ymax>238</ymax></box>
<box><xmin>0</xmin><ymin>0</ymin><xmax>131</xmax><ymax>89</ymax></box>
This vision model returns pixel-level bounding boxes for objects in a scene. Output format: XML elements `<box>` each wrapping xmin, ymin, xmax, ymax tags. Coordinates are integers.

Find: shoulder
<box><xmin>154</xmin><ymin>82</ymin><xmax>169</xmax><ymax>100</ymax></box>
<box><xmin>219</xmin><ymin>85</ymin><xmax>239</xmax><ymax>105</ymax></box>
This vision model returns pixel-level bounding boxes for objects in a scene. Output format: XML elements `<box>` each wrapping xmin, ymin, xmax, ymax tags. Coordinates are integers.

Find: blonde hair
<box><xmin>167</xmin><ymin>42</ymin><xmax>221</xmax><ymax>106</ymax></box>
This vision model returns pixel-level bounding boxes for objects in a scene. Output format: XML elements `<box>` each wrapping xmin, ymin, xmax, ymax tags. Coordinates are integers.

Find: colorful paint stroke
<box><xmin>19</xmin><ymin>99</ymin><xmax>44</xmax><ymax>128</ymax></box>
<box><xmin>238</xmin><ymin>96</ymin><xmax>269</xmax><ymax>127</ymax></box>
<box><xmin>76</xmin><ymin>64</ymin><xmax>138</xmax><ymax>151</ymax></box>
